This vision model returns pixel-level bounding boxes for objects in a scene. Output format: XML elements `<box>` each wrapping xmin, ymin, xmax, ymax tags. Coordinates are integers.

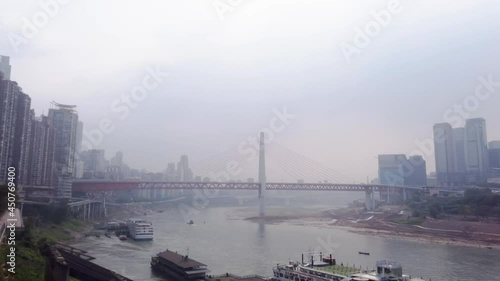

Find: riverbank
<box><xmin>0</xmin><ymin>217</ymin><xmax>92</xmax><ymax>281</ymax></box>
<box><xmin>242</xmin><ymin>206</ymin><xmax>500</xmax><ymax>250</ymax></box>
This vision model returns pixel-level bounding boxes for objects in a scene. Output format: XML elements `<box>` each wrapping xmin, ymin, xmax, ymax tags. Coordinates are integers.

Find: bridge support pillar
<box><xmin>102</xmin><ymin>195</ymin><xmax>107</xmax><ymax>217</ymax></box>
<box><xmin>83</xmin><ymin>204</ymin><xmax>87</xmax><ymax>221</ymax></box>
<box><xmin>90</xmin><ymin>203</ymin><xmax>94</xmax><ymax>220</ymax></box>
<box><xmin>87</xmin><ymin>203</ymin><xmax>91</xmax><ymax>220</ymax></box>
<box><xmin>82</xmin><ymin>205</ymin><xmax>85</xmax><ymax>221</ymax></box>
<box><xmin>365</xmin><ymin>188</ymin><xmax>375</xmax><ymax>211</ymax></box>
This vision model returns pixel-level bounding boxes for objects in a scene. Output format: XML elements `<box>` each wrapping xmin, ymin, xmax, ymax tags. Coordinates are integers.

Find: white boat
<box><xmin>126</xmin><ymin>219</ymin><xmax>154</xmax><ymax>240</ymax></box>
<box><xmin>272</xmin><ymin>259</ymin><xmax>420</xmax><ymax>281</ymax></box>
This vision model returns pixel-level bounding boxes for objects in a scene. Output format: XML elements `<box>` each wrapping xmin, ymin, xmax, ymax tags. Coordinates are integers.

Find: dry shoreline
<box><xmin>242</xmin><ymin>206</ymin><xmax>500</xmax><ymax>250</ymax></box>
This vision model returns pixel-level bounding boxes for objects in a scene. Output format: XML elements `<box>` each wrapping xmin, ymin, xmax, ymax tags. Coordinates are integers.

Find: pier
<box><xmin>68</xmin><ymin>199</ymin><xmax>106</xmax><ymax>221</ymax></box>
<box><xmin>44</xmin><ymin>243</ymin><xmax>132</xmax><ymax>281</ymax></box>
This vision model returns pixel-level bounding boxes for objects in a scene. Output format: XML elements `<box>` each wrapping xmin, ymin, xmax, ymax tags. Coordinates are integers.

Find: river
<box><xmin>69</xmin><ymin>192</ymin><xmax>500</xmax><ymax>281</ymax></box>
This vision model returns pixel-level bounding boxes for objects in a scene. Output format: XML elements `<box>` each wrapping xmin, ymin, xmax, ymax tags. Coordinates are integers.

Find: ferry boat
<box><xmin>151</xmin><ymin>249</ymin><xmax>209</xmax><ymax>280</ymax></box>
<box><xmin>272</xmin><ymin>259</ymin><xmax>424</xmax><ymax>281</ymax></box>
<box><xmin>126</xmin><ymin>219</ymin><xmax>154</xmax><ymax>240</ymax></box>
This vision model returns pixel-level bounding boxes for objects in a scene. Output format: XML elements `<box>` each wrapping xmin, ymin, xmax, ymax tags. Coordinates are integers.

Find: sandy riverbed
<box><xmin>240</xmin><ymin>206</ymin><xmax>500</xmax><ymax>250</ymax></box>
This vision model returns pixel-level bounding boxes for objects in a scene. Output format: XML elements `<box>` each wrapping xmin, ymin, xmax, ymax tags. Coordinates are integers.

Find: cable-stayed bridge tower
<box><xmin>258</xmin><ymin>132</ymin><xmax>267</xmax><ymax>218</ymax></box>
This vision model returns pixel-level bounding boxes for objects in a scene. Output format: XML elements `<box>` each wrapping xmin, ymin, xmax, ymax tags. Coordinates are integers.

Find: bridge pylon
<box><xmin>258</xmin><ymin>132</ymin><xmax>266</xmax><ymax>218</ymax></box>
<box><xmin>365</xmin><ymin>187</ymin><xmax>375</xmax><ymax>211</ymax></box>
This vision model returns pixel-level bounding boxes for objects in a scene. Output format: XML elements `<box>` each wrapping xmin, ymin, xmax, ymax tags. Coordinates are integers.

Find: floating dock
<box><xmin>151</xmin><ymin>249</ymin><xmax>209</xmax><ymax>281</ymax></box>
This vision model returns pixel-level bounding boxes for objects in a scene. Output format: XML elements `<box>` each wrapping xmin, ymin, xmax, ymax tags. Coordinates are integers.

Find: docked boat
<box><xmin>273</xmin><ymin>263</ymin><xmax>349</xmax><ymax>281</ymax></box>
<box><xmin>151</xmin><ymin>249</ymin><xmax>209</xmax><ymax>281</ymax></box>
<box><xmin>272</xmin><ymin>258</ymin><xmax>422</xmax><ymax>281</ymax></box>
<box><xmin>106</xmin><ymin>221</ymin><xmax>120</xmax><ymax>230</ymax></box>
<box><xmin>126</xmin><ymin>219</ymin><xmax>154</xmax><ymax>240</ymax></box>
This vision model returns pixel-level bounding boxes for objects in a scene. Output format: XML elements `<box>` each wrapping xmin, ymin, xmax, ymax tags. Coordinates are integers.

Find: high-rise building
<box><xmin>489</xmin><ymin>141</ymin><xmax>500</xmax><ymax>149</ymax></box>
<box><xmin>27</xmin><ymin>114</ymin><xmax>56</xmax><ymax>187</ymax></box>
<box><xmin>12</xmin><ymin>92</ymin><xmax>32</xmax><ymax>185</ymax></box>
<box><xmin>81</xmin><ymin>149</ymin><xmax>107</xmax><ymax>179</ymax></box>
<box><xmin>108</xmin><ymin>151</ymin><xmax>126</xmax><ymax>180</ymax></box>
<box><xmin>177</xmin><ymin>154</ymin><xmax>193</xmax><ymax>181</ymax></box>
<box><xmin>0</xmin><ymin>56</ymin><xmax>11</xmax><ymax>80</ymax></box>
<box><xmin>464</xmin><ymin>118</ymin><xmax>489</xmax><ymax>183</ymax></box>
<box><xmin>48</xmin><ymin>102</ymin><xmax>79</xmax><ymax>198</ymax></box>
<box><xmin>74</xmin><ymin>121</ymin><xmax>84</xmax><ymax>178</ymax></box>
<box><xmin>404</xmin><ymin>155</ymin><xmax>427</xmax><ymax>186</ymax></box>
<box><xmin>110</xmin><ymin>151</ymin><xmax>124</xmax><ymax>167</ymax></box>
<box><xmin>489</xmin><ymin>141</ymin><xmax>500</xmax><ymax>177</ymax></box>
<box><xmin>164</xmin><ymin>155</ymin><xmax>194</xmax><ymax>182</ymax></box>
<box><xmin>378</xmin><ymin>154</ymin><xmax>426</xmax><ymax>186</ymax></box>
<box><xmin>453</xmin><ymin>128</ymin><xmax>466</xmax><ymax>173</ymax></box>
<box><xmin>165</xmin><ymin>162</ymin><xmax>176</xmax><ymax>181</ymax></box>
<box><xmin>378</xmin><ymin>154</ymin><xmax>406</xmax><ymax>186</ymax></box>
<box><xmin>433</xmin><ymin>123</ymin><xmax>455</xmax><ymax>186</ymax></box>
<box><xmin>0</xmin><ymin>75</ymin><xmax>32</xmax><ymax>185</ymax></box>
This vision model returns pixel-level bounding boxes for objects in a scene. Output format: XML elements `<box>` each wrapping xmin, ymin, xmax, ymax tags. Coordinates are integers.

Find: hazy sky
<box><xmin>1</xmin><ymin>0</ymin><xmax>499</xmax><ymax>182</ymax></box>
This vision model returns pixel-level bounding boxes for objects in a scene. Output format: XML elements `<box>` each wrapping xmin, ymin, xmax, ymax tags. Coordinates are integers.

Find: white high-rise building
<box><xmin>464</xmin><ymin>118</ymin><xmax>489</xmax><ymax>183</ymax></box>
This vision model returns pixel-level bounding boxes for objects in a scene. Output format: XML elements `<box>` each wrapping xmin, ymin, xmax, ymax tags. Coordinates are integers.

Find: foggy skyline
<box><xmin>1</xmin><ymin>0</ymin><xmax>499</xmax><ymax>181</ymax></box>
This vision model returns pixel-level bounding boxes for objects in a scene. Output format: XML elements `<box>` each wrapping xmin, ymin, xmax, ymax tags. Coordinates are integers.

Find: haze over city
<box><xmin>3</xmin><ymin>1</ymin><xmax>500</xmax><ymax>281</ymax></box>
<box><xmin>1</xmin><ymin>0</ymin><xmax>500</xmax><ymax>181</ymax></box>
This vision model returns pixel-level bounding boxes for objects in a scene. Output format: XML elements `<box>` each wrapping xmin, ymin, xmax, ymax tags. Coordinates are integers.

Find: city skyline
<box><xmin>1</xmin><ymin>0</ymin><xmax>500</xmax><ymax>182</ymax></box>
<box><xmin>2</xmin><ymin>54</ymin><xmax>500</xmax><ymax>183</ymax></box>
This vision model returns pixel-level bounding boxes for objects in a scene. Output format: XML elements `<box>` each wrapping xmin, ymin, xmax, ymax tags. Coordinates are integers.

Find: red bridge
<box><xmin>72</xmin><ymin>180</ymin><xmax>410</xmax><ymax>193</ymax></box>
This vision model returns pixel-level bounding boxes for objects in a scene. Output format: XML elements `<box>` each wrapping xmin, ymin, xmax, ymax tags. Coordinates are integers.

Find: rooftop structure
<box><xmin>151</xmin><ymin>249</ymin><xmax>208</xmax><ymax>281</ymax></box>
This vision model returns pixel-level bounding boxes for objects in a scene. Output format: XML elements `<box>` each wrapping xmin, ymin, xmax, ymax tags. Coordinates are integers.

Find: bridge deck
<box><xmin>72</xmin><ymin>180</ymin><xmax>416</xmax><ymax>192</ymax></box>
